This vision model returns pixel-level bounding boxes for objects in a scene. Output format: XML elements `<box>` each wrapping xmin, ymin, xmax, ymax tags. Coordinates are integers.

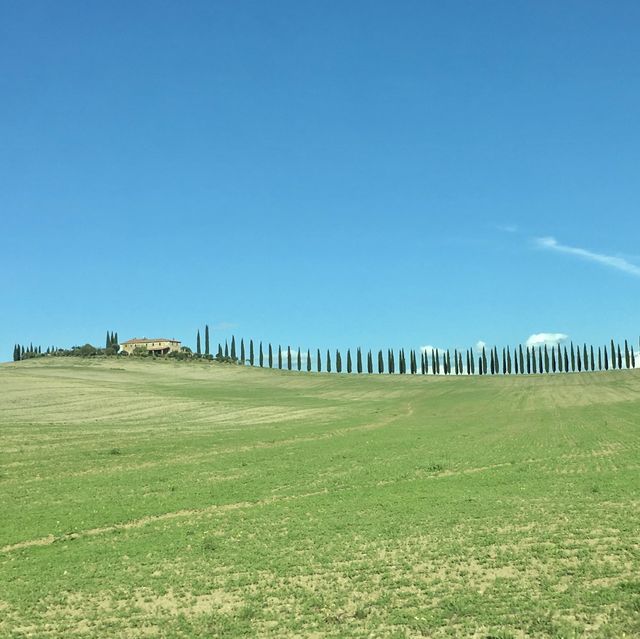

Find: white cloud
<box><xmin>420</xmin><ymin>344</ymin><xmax>446</xmax><ymax>354</ymax></box>
<box><xmin>526</xmin><ymin>332</ymin><xmax>568</xmax><ymax>348</ymax></box>
<box><xmin>497</xmin><ymin>224</ymin><xmax>518</xmax><ymax>233</ymax></box>
<box><xmin>535</xmin><ymin>236</ymin><xmax>640</xmax><ymax>277</ymax></box>
<box><xmin>475</xmin><ymin>340</ymin><xmax>486</xmax><ymax>353</ymax></box>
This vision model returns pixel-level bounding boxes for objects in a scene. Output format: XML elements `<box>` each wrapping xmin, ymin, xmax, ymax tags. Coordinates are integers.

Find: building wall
<box><xmin>121</xmin><ymin>341</ymin><xmax>181</xmax><ymax>355</ymax></box>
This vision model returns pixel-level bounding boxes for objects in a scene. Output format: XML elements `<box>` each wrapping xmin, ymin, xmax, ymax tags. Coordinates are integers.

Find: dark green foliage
<box><xmin>590</xmin><ymin>345</ymin><xmax>595</xmax><ymax>371</ymax></box>
<box><xmin>526</xmin><ymin>347</ymin><xmax>531</xmax><ymax>374</ymax></box>
<box><xmin>624</xmin><ymin>340</ymin><xmax>630</xmax><ymax>369</ymax></box>
<box><xmin>519</xmin><ymin>345</ymin><xmax>525</xmax><ymax>375</ymax></box>
<box><xmin>336</xmin><ymin>350</ymin><xmax>342</xmax><ymax>374</ymax></box>
<box><xmin>478</xmin><ymin>355</ymin><xmax>484</xmax><ymax>375</ymax></box>
<box><xmin>259</xmin><ymin>342</ymin><xmax>264</xmax><ymax>367</ymax></box>
<box><xmin>224</xmin><ymin>340</ymin><xmax>229</xmax><ymax>358</ymax></box>
<box><xmin>507</xmin><ymin>347</ymin><xmax>512</xmax><ymax>374</ymax></box>
<box><xmin>249</xmin><ymin>340</ymin><xmax>254</xmax><ymax>366</ymax></box>
<box><xmin>306</xmin><ymin>349</ymin><xmax>311</xmax><ymax>372</ymax></box>
<box><xmin>610</xmin><ymin>339</ymin><xmax>616</xmax><ymax>369</ymax></box>
<box><xmin>577</xmin><ymin>349</ymin><xmax>582</xmax><ymax>372</ymax></box>
<box><xmin>317</xmin><ymin>349</ymin><xmax>322</xmax><ymax>372</ymax></box>
<box><xmin>551</xmin><ymin>347</ymin><xmax>556</xmax><ymax>373</ymax></box>
<box><xmin>514</xmin><ymin>351</ymin><xmax>519</xmax><ymax>375</ymax></box>
<box><xmin>217</xmin><ymin>343</ymin><xmax>223</xmax><ymax>358</ymax></box>
<box><xmin>490</xmin><ymin>349</ymin><xmax>495</xmax><ymax>375</ymax></box>
<box><xmin>598</xmin><ymin>347</ymin><xmax>602</xmax><ymax>371</ymax></box>
<box><xmin>544</xmin><ymin>345</ymin><xmax>550</xmax><ymax>374</ymax></box>
<box><xmin>531</xmin><ymin>347</ymin><xmax>537</xmax><ymax>374</ymax></box>
<box><xmin>604</xmin><ymin>347</ymin><xmax>609</xmax><ymax>370</ymax></box>
<box><xmin>240</xmin><ymin>339</ymin><xmax>245</xmax><ymax>364</ymax></box>
<box><xmin>583</xmin><ymin>344</ymin><xmax>588</xmax><ymax>372</ymax></box>
<box><xmin>296</xmin><ymin>347</ymin><xmax>301</xmax><ymax>372</ymax></box>
<box><xmin>357</xmin><ymin>348</ymin><xmax>363</xmax><ymax>374</ymax></box>
<box><xmin>482</xmin><ymin>347</ymin><xmax>488</xmax><ymax>376</ymax></box>
<box><xmin>287</xmin><ymin>346</ymin><xmax>292</xmax><ymax>371</ymax></box>
<box><xmin>631</xmin><ymin>349</ymin><xmax>636</xmax><ymax>370</ymax></box>
<box><xmin>557</xmin><ymin>344</ymin><xmax>563</xmax><ymax>373</ymax></box>
<box><xmin>326</xmin><ymin>350</ymin><xmax>331</xmax><ymax>373</ymax></box>
<box><xmin>204</xmin><ymin>325</ymin><xmax>210</xmax><ymax>356</ymax></box>
<box><xmin>389</xmin><ymin>349</ymin><xmax>395</xmax><ymax>374</ymax></box>
<box><xmin>347</xmin><ymin>349</ymin><xmax>352</xmax><ymax>374</ymax></box>
<box><xmin>617</xmin><ymin>344</ymin><xmax>622</xmax><ymax>370</ymax></box>
<box><xmin>469</xmin><ymin>349</ymin><xmax>475</xmax><ymax>375</ymax></box>
<box><xmin>231</xmin><ymin>336</ymin><xmax>237</xmax><ymax>361</ymax></box>
<box><xmin>410</xmin><ymin>350</ymin><xmax>417</xmax><ymax>375</ymax></box>
<box><xmin>367</xmin><ymin>350</ymin><xmax>373</xmax><ymax>374</ymax></box>
<box><xmin>504</xmin><ymin>348</ymin><xmax>508</xmax><ymax>375</ymax></box>
<box><xmin>378</xmin><ymin>350</ymin><xmax>384</xmax><ymax>374</ymax></box>
<box><xmin>268</xmin><ymin>343</ymin><xmax>273</xmax><ymax>368</ymax></box>
<box><xmin>570</xmin><ymin>342</ymin><xmax>575</xmax><ymax>372</ymax></box>
<box><xmin>196</xmin><ymin>330</ymin><xmax>202</xmax><ymax>356</ymax></box>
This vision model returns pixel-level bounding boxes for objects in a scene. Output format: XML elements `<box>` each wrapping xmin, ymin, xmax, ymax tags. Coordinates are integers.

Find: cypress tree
<box><xmin>551</xmin><ymin>347</ymin><xmax>556</xmax><ymax>373</ymax></box>
<box><xmin>590</xmin><ymin>345</ymin><xmax>595</xmax><ymax>371</ymax></box>
<box><xmin>519</xmin><ymin>345</ymin><xmax>525</xmax><ymax>374</ymax></box>
<box><xmin>490</xmin><ymin>349</ymin><xmax>495</xmax><ymax>375</ymax></box>
<box><xmin>399</xmin><ymin>349</ymin><xmax>405</xmax><ymax>374</ymax></box>
<box><xmin>557</xmin><ymin>344</ymin><xmax>563</xmax><ymax>372</ymax></box>
<box><xmin>544</xmin><ymin>345</ymin><xmax>549</xmax><ymax>374</ymax></box>
<box><xmin>240</xmin><ymin>339</ymin><xmax>245</xmax><ymax>364</ymax></box>
<box><xmin>367</xmin><ymin>350</ymin><xmax>373</xmax><ymax>374</ymax></box>
<box><xmin>466</xmin><ymin>350</ymin><xmax>471</xmax><ymax>375</ymax></box>
<box><xmin>458</xmin><ymin>351</ymin><xmax>463</xmax><ymax>375</ymax></box>
<box><xmin>447</xmin><ymin>350</ymin><xmax>453</xmax><ymax>375</ymax></box>
<box><xmin>224</xmin><ymin>340</ymin><xmax>229</xmax><ymax>358</ymax></box>
<box><xmin>531</xmin><ymin>346</ymin><xmax>537</xmax><ymax>374</ymax></box>
<box><xmin>482</xmin><ymin>347</ymin><xmax>488</xmax><ymax>375</ymax></box>
<box><xmin>582</xmin><ymin>344</ymin><xmax>588</xmax><ymax>371</ymax></box>
<box><xmin>631</xmin><ymin>349</ymin><xmax>636</xmax><ymax>369</ymax></box>
<box><xmin>389</xmin><ymin>349</ymin><xmax>395</xmax><ymax>374</ymax></box>
<box><xmin>297</xmin><ymin>347</ymin><xmax>301</xmax><ymax>371</ymax></box>
<box><xmin>610</xmin><ymin>339</ymin><xmax>616</xmax><ymax>369</ymax></box>
<box><xmin>357</xmin><ymin>348</ymin><xmax>363</xmax><ymax>374</ymax></box>
<box><xmin>106</xmin><ymin>331</ymin><xmax>111</xmax><ymax>348</ymax></box>
<box><xmin>21</xmin><ymin>345</ymin><xmax>25</xmax><ymax>358</ymax></box>
<box><xmin>326</xmin><ymin>350</ymin><xmax>331</xmax><ymax>373</ymax></box>
<box><xmin>625</xmin><ymin>340</ymin><xmax>630</xmax><ymax>369</ymax></box>
<box><xmin>205</xmin><ymin>325</ymin><xmax>210</xmax><ymax>356</ymax></box>
<box><xmin>470</xmin><ymin>349</ymin><xmax>475</xmax><ymax>375</ymax></box>
<box><xmin>278</xmin><ymin>346</ymin><xmax>282</xmax><ymax>370</ymax></box>
<box><xmin>479</xmin><ymin>355</ymin><xmax>484</xmax><ymax>375</ymax></box>
<box><xmin>269</xmin><ymin>343</ymin><xmax>274</xmax><ymax>368</ymax></box>
<box><xmin>507</xmin><ymin>347</ymin><xmax>512</xmax><ymax>374</ymax></box>
<box><xmin>617</xmin><ymin>344</ymin><xmax>622</xmax><ymax>369</ymax></box>
<box><xmin>378</xmin><ymin>350</ymin><xmax>384</xmax><ymax>374</ymax></box>
<box><xmin>114</xmin><ymin>332</ymin><xmax>118</xmax><ymax>345</ymax></box>
<box><xmin>347</xmin><ymin>349</ymin><xmax>352</xmax><ymax>374</ymax></box>
<box><xmin>421</xmin><ymin>352</ymin><xmax>426</xmax><ymax>375</ymax></box>
<box><xmin>570</xmin><ymin>343</ymin><xmax>575</xmax><ymax>372</ymax></box>
<box><xmin>514</xmin><ymin>352</ymin><xmax>519</xmax><ymax>375</ymax></box>
<box><xmin>455</xmin><ymin>350</ymin><xmax>460</xmax><ymax>375</ymax></box>
<box><xmin>196</xmin><ymin>330</ymin><xmax>202</xmax><ymax>356</ymax></box>
<box><xmin>317</xmin><ymin>349</ymin><xmax>322</xmax><ymax>372</ymax></box>
<box><xmin>287</xmin><ymin>346</ymin><xmax>291</xmax><ymax>370</ymax></box>
<box><xmin>503</xmin><ymin>349</ymin><xmax>508</xmax><ymax>375</ymax></box>
<box><xmin>231</xmin><ymin>336</ymin><xmax>237</xmax><ymax>361</ymax></box>
<box><xmin>336</xmin><ymin>350</ymin><xmax>342</xmax><ymax>373</ymax></box>
<box><xmin>577</xmin><ymin>349</ymin><xmax>582</xmax><ymax>372</ymax></box>
<box><xmin>563</xmin><ymin>346</ymin><xmax>569</xmax><ymax>372</ymax></box>
<box><xmin>526</xmin><ymin>347</ymin><xmax>531</xmax><ymax>374</ymax></box>
<box><xmin>604</xmin><ymin>347</ymin><xmax>609</xmax><ymax>370</ymax></box>
<box><xmin>249</xmin><ymin>340</ymin><xmax>254</xmax><ymax>366</ymax></box>
<box><xmin>217</xmin><ymin>343</ymin><xmax>223</xmax><ymax>358</ymax></box>
<box><xmin>307</xmin><ymin>349</ymin><xmax>311</xmax><ymax>372</ymax></box>
<box><xmin>259</xmin><ymin>342</ymin><xmax>264</xmax><ymax>367</ymax></box>
<box><xmin>598</xmin><ymin>347</ymin><xmax>602</xmax><ymax>370</ymax></box>
<box><xmin>411</xmin><ymin>350</ymin><xmax>417</xmax><ymax>374</ymax></box>
<box><xmin>432</xmin><ymin>349</ymin><xmax>436</xmax><ymax>375</ymax></box>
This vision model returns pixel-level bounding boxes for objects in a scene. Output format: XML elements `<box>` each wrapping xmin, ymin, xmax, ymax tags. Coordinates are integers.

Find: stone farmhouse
<box><xmin>120</xmin><ymin>337</ymin><xmax>181</xmax><ymax>356</ymax></box>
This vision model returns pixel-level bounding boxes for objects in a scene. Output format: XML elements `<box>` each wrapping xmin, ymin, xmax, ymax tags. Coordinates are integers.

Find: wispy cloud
<box><xmin>496</xmin><ymin>224</ymin><xmax>518</xmax><ymax>233</ymax></box>
<box><xmin>475</xmin><ymin>340</ymin><xmax>486</xmax><ymax>353</ymax></box>
<box><xmin>526</xmin><ymin>332</ymin><xmax>568</xmax><ymax>348</ymax></box>
<box><xmin>535</xmin><ymin>236</ymin><xmax>640</xmax><ymax>277</ymax></box>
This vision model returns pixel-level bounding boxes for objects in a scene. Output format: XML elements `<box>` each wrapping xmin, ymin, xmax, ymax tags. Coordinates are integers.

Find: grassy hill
<box><xmin>1</xmin><ymin>358</ymin><xmax>639</xmax><ymax>638</ymax></box>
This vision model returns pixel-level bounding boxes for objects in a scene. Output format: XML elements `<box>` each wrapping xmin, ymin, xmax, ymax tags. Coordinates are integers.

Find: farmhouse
<box><xmin>120</xmin><ymin>337</ymin><xmax>181</xmax><ymax>356</ymax></box>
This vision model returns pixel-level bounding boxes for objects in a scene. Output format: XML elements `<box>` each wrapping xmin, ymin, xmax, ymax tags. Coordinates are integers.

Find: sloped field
<box><xmin>1</xmin><ymin>358</ymin><xmax>639</xmax><ymax>638</ymax></box>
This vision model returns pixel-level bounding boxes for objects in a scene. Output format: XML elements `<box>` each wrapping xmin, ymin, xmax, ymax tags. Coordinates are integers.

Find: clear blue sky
<box><xmin>2</xmin><ymin>1</ymin><xmax>640</xmax><ymax>362</ymax></box>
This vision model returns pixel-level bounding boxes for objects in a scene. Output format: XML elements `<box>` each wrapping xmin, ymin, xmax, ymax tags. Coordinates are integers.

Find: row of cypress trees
<box><xmin>13</xmin><ymin>343</ymin><xmax>56</xmax><ymax>361</ymax></box>
<box><xmin>199</xmin><ymin>330</ymin><xmax>639</xmax><ymax>376</ymax></box>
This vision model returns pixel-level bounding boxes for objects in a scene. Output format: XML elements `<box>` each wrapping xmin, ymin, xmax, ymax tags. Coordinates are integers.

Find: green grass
<box><xmin>1</xmin><ymin>357</ymin><xmax>639</xmax><ymax>638</ymax></box>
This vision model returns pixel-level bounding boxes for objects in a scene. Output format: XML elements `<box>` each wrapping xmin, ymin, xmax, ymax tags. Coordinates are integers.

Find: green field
<box><xmin>1</xmin><ymin>358</ymin><xmax>639</xmax><ymax>638</ymax></box>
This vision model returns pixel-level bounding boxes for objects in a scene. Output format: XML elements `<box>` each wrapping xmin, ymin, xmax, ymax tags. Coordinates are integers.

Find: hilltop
<box><xmin>1</xmin><ymin>358</ymin><xmax>639</xmax><ymax>637</ymax></box>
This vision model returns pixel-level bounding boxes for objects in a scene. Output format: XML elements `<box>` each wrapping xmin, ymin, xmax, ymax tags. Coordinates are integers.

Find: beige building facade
<box><xmin>120</xmin><ymin>337</ymin><xmax>181</xmax><ymax>356</ymax></box>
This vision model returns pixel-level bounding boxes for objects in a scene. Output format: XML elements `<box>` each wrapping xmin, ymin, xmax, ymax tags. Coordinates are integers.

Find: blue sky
<box><xmin>2</xmin><ymin>1</ymin><xmax>640</xmax><ymax>362</ymax></box>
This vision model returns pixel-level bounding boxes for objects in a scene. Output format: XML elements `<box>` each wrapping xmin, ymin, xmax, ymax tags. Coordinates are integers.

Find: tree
<box><xmin>307</xmin><ymin>349</ymin><xmax>311</xmax><ymax>372</ymax></box>
<box><xmin>479</xmin><ymin>355</ymin><xmax>484</xmax><ymax>375</ymax></box>
<box><xmin>482</xmin><ymin>347</ymin><xmax>488</xmax><ymax>375</ymax></box>
<box><xmin>576</xmin><ymin>348</ymin><xmax>582</xmax><ymax>372</ymax></box>
<box><xmin>224</xmin><ymin>340</ymin><xmax>229</xmax><ymax>358</ymax></box>
<box><xmin>357</xmin><ymin>348</ymin><xmax>363</xmax><ymax>374</ymax></box>
<box><xmin>205</xmin><ymin>325</ymin><xmax>210</xmax><ymax>356</ymax></box>
<box><xmin>317</xmin><ymin>349</ymin><xmax>322</xmax><ymax>372</ymax></box>
<box><xmin>519</xmin><ymin>345</ymin><xmax>525</xmax><ymax>375</ymax></box>
<box><xmin>551</xmin><ymin>347</ymin><xmax>556</xmax><ymax>373</ymax></box>
<box><xmin>514</xmin><ymin>352</ymin><xmax>518</xmax><ymax>375</ymax></box>
<box><xmin>231</xmin><ymin>336</ymin><xmax>237</xmax><ymax>361</ymax></box>
<box><xmin>105</xmin><ymin>331</ymin><xmax>111</xmax><ymax>349</ymax></box>
<box><xmin>625</xmin><ymin>340</ymin><xmax>630</xmax><ymax>369</ymax></box>
<box><xmin>570</xmin><ymin>342</ymin><xmax>575</xmax><ymax>372</ymax></box>
<box><xmin>297</xmin><ymin>347</ymin><xmax>301</xmax><ymax>372</ymax></box>
<box><xmin>531</xmin><ymin>347</ymin><xmax>537</xmax><ymax>374</ymax></box>
<box><xmin>410</xmin><ymin>350</ymin><xmax>417</xmax><ymax>374</ymax></box>
<box><xmin>114</xmin><ymin>332</ymin><xmax>118</xmax><ymax>346</ymax></box>
<box><xmin>617</xmin><ymin>344</ymin><xmax>623</xmax><ymax>370</ymax></box>
<box><xmin>196</xmin><ymin>330</ymin><xmax>202</xmax><ymax>356</ymax></box>
<box><xmin>563</xmin><ymin>346</ymin><xmax>569</xmax><ymax>372</ymax></box>
<box><xmin>399</xmin><ymin>349</ymin><xmax>405</xmax><ymax>374</ymax></box>
<box><xmin>590</xmin><ymin>345</ymin><xmax>595</xmax><ymax>371</ymax></box>
<box><xmin>378</xmin><ymin>350</ymin><xmax>384</xmax><ymax>374</ymax></box>
<box><xmin>604</xmin><ymin>347</ymin><xmax>609</xmax><ymax>371</ymax></box>
<box><xmin>286</xmin><ymin>345</ymin><xmax>291</xmax><ymax>371</ymax></box>
<box><xmin>544</xmin><ymin>345</ymin><xmax>549</xmax><ymax>374</ymax></box>
<box><xmin>249</xmin><ymin>340</ymin><xmax>254</xmax><ymax>366</ymax></box>
<box><xmin>610</xmin><ymin>339</ymin><xmax>616</xmax><ymax>369</ymax></box>
<box><xmin>507</xmin><ymin>347</ymin><xmax>512</xmax><ymax>374</ymax></box>
<box><xmin>259</xmin><ymin>342</ymin><xmax>264</xmax><ymax>367</ymax></box>
<box><xmin>326</xmin><ymin>350</ymin><xmax>331</xmax><ymax>373</ymax></box>
<box><xmin>421</xmin><ymin>352</ymin><xmax>426</xmax><ymax>375</ymax></box>
<box><xmin>469</xmin><ymin>349</ymin><xmax>475</xmax><ymax>375</ymax></box>
<box><xmin>268</xmin><ymin>343</ymin><xmax>273</xmax><ymax>368</ymax></box>
<box><xmin>598</xmin><ymin>347</ymin><xmax>602</xmax><ymax>371</ymax></box>
<box><xmin>367</xmin><ymin>350</ymin><xmax>373</xmax><ymax>374</ymax></box>
<box><xmin>278</xmin><ymin>346</ymin><xmax>283</xmax><ymax>370</ymax></box>
<box><xmin>490</xmin><ymin>349</ymin><xmax>495</xmax><ymax>375</ymax></box>
<box><xmin>240</xmin><ymin>339</ymin><xmax>245</xmax><ymax>364</ymax></box>
<box><xmin>632</xmin><ymin>349</ymin><xmax>636</xmax><ymax>370</ymax></box>
<box><xmin>557</xmin><ymin>344</ymin><xmax>563</xmax><ymax>373</ymax></box>
<box><xmin>432</xmin><ymin>349</ymin><xmax>437</xmax><ymax>375</ymax></box>
<box><xmin>466</xmin><ymin>350</ymin><xmax>471</xmax><ymax>375</ymax></box>
<box><xmin>458</xmin><ymin>352</ymin><xmax>463</xmax><ymax>375</ymax></box>
<box><xmin>347</xmin><ymin>349</ymin><xmax>352</xmax><ymax>374</ymax></box>
<box><xmin>455</xmin><ymin>349</ymin><xmax>460</xmax><ymax>375</ymax></box>
<box><xmin>389</xmin><ymin>349</ymin><xmax>395</xmax><ymax>374</ymax></box>
<box><xmin>217</xmin><ymin>343</ymin><xmax>223</xmax><ymax>358</ymax></box>
<box><xmin>336</xmin><ymin>350</ymin><xmax>342</xmax><ymax>373</ymax></box>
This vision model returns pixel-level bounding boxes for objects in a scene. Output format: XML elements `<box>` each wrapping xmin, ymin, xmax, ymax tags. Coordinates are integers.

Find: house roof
<box><xmin>121</xmin><ymin>338</ymin><xmax>181</xmax><ymax>345</ymax></box>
